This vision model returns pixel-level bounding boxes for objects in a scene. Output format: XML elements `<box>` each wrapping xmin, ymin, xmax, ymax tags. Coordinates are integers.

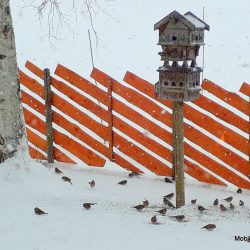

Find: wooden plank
<box><xmin>28</xmin><ymin>146</ymin><xmax>47</xmax><ymax>160</ymax></box>
<box><xmin>239</xmin><ymin>82</ymin><xmax>250</xmax><ymax>97</ymax></box>
<box><xmin>124</xmin><ymin>71</ymin><xmax>248</xmax><ymax>153</ymax></box>
<box><xmin>23</xmin><ymin>108</ymin><xmax>106</xmax><ymax>167</ymax></box>
<box><xmin>26</xmin><ymin>128</ymin><xmax>75</xmax><ymax>163</ymax></box>
<box><xmin>202</xmin><ymin>79</ymin><xmax>249</xmax><ymax>116</ymax></box>
<box><xmin>19</xmin><ymin>70</ymin><xmax>109</xmax><ymax>140</ymax></box>
<box><xmin>91</xmin><ymin>68</ymin><xmax>250</xmax><ymax>176</ymax></box>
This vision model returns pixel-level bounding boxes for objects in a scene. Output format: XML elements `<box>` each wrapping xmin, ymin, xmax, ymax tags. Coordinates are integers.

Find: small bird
<box><xmin>239</xmin><ymin>200</ymin><xmax>244</xmax><ymax>206</ymax></box>
<box><xmin>62</xmin><ymin>176</ymin><xmax>72</xmax><ymax>184</ymax></box>
<box><xmin>237</xmin><ymin>188</ymin><xmax>242</xmax><ymax>194</ymax></box>
<box><xmin>55</xmin><ymin>167</ymin><xmax>63</xmax><ymax>174</ymax></box>
<box><xmin>170</xmin><ymin>215</ymin><xmax>185</xmax><ymax>222</ymax></box>
<box><xmin>164</xmin><ymin>193</ymin><xmax>174</xmax><ymax>199</ymax></box>
<box><xmin>224</xmin><ymin>196</ymin><xmax>233</xmax><ymax>202</ymax></box>
<box><xmin>143</xmin><ymin>200</ymin><xmax>149</xmax><ymax>207</ymax></box>
<box><xmin>83</xmin><ymin>203</ymin><xmax>97</xmax><ymax>209</ymax></box>
<box><xmin>156</xmin><ymin>208</ymin><xmax>167</xmax><ymax>216</ymax></box>
<box><xmin>163</xmin><ymin>197</ymin><xmax>175</xmax><ymax>208</ymax></box>
<box><xmin>191</xmin><ymin>199</ymin><xmax>197</xmax><ymax>204</ymax></box>
<box><xmin>220</xmin><ymin>204</ymin><xmax>227</xmax><ymax>212</ymax></box>
<box><xmin>213</xmin><ymin>199</ymin><xmax>219</xmax><ymax>206</ymax></box>
<box><xmin>201</xmin><ymin>224</ymin><xmax>216</xmax><ymax>230</ymax></box>
<box><xmin>34</xmin><ymin>207</ymin><xmax>48</xmax><ymax>215</ymax></box>
<box><xmin>128</xmin><ymin>172</ymin><xmax>141</xmax><ymax>178</ymax></box>
<box><xmin>89</xmin><ymin>180</ymin><xmax>95</xmax><ymax>189</ymax></box>
<box><xmin>118</xmin><ymin>180</ymin><xmax>127</xmax><ymax>185</ymax></box>
<box><xmin>229</xmin><ymin>203</ymin><xmax>235</xmax><ymax>210</ymax></box>
<box><xmin>198</xmin><ymin>205</ymin><xmax>207</xmax><ymax>212</ymax></box>
<box><xmin>133</xmin><ymin>204</ymin><xmax>145</xmax><ymax>211</ymax></box>
<box><xmin>164</xmin><ymin>177</ymin><xmax>173</xmax><ymax>183</ymax></box>
<box><xmin>151</xmin><ymin>215</ymin><xmax>157</xmax><ymax>224</ymax></box>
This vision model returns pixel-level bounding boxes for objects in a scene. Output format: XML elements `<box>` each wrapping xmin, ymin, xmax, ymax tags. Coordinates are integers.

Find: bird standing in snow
<box><xmin>239</xmin><ymin>200</ymin><xmax>244</xmax><ymax>206</ymax></box>
<box><xmin>164</xmin><ymin>193</ymin><xmax>174</xmax><ymax>199</ymax></box>
<box><xmin>229</xmin><ymin>203</ymin><xmax>235</xmax><ymax>210</ymax></box>
<box><xmin>220</xmin><ymin>204</ymin><xmax>227</xmax><ymax>212</ymax></box>
<box><xmin>89</xmin><ymin>180</ymin><xmax>95</xmax><ymax>189</ymax></box>
<box><xmin>129</xmin><ymin>172</ymin><xmax>141</xmax><ymax>178</ymax></box>
<box><xmin>117</xmin><ymin>180</ymin><xmax>127</xmax><ymax>185</ymax></box>
<box><xmin>213</xmin><ymin>199</ymin><xmax>219</xmax><ymax>206</ymax></box>
<box><xmin>55</xmin><ymin>167</ymin><xmax>63</xmax><ymax>174</ymax></box>
<box><xmin>62</xmin><ymin>176</ymin><xmax>72</xmax><ymax>184</ymax></box>
<box><xmin>133</xmin><ymin>204</ymin><xmax>145</xmax><ymax>211</ymax></box>
<box><xmin>170</xmin><ymin>215</ymin><xmax>185</xmax><ymax>222</ymax></box>
<box><xmin>164</xmin><ymin>177</ymin><xmax>173</xmax><ymax>183</ymax></box>
<box><xmin>34</xmin><ymin>207</ymin><xmax>48</xmax><ymax>215</ymax></box>
<box><xmin>163</xmin><ymin>197</ymin><xmax>175</xmax><ymax>208</ymax></box>
<box><xmin>237</xmin><ymin>188</ymin><xmax>242</xmax><ymax>194</ymax></box>
<box><xmin>201</xmin><ymin>224</ymin><xmax>216</xmax><ymax>230</ymax></box>
<box><xmin>191</xmin><ymin>199</ymin><xmax>197</xmax><ymax>204</ymax></box>
<box><xmin>156</xmin><ymin>208</ymin><xmax>167</xmax><ymax>216</ymax></box>
<box><xmin>198</xmin><ymin>205</ymin><xmax>207</xmax><ymax>212</ymax></box>
<box><xmin>223</xmin><ymin>196</ymin><xmax>233</xmax><ymax>202</ymax></box>
<box><xmin>151</xmin><ymin>215</ymin><xmax>157</xmax><ymax>224</ymax></box>
<box><xmin>83</xmin><ymin>203</ymin><xmax>97</xmax><ymax>209</ymax></box>
<box><xmin>143</xmin><ymin>200</ymin><xmax>149</xmax><ymax>207</ymax></box>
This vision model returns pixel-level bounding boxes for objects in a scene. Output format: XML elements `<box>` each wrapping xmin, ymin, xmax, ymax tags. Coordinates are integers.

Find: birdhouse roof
<box><xmin>154</xmin><ymin>10</ymin><xmax>210</xmax><ymax>31</ymax></box>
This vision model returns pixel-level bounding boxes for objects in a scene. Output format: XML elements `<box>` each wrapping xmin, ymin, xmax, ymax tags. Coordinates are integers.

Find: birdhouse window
<box><xmin>196</xmin><ymin>81</ymin><xmax>199</xmax><ymax>86</ymax></box>
<box><xmin>195</xmin><ymin>35</ymin><xmax>199</xmax><ymax>42</ymax></box>
<box><xmin>193</xmin><ymin>83</ymin><xmax>195</xmax><ymax>87</ymax></box>
<box><xmin>172</xmin><ymin>35</ymin><xmax>177</xmax><ymax>41</ymax></box>
<box><xmin>164</xmin><ymin>81</ymin><xmax>168</xmax><ymax>86</ymax></box>
<box><xmin>179</xmin><ymin>82</ymin><xmax>183</xmax><ymax>87</ymax></box>
<box><xmin>172</xmin><ymin>82</ymin><xmax>176</xmax><ymax>86</ymax></box>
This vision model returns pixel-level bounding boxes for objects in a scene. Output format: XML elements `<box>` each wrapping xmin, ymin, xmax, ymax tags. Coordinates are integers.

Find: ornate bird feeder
<box><xmin>154</xmin><ymin>10</ymin><xmax>209</xmax><ymax>101</ymax></box>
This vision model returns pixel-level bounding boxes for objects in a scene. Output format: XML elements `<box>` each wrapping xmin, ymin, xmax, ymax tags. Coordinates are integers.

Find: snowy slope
<box><xmin>1</xmin><ymin>149</ymin><xmax>250</xmax><ymax>250</ymax></box>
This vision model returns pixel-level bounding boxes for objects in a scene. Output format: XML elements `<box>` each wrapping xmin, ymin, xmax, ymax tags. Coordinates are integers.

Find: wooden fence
<box><xmin>19</xmin><ymin>61</ymin><xmax>250</xmax><ymax>189</ymax></box>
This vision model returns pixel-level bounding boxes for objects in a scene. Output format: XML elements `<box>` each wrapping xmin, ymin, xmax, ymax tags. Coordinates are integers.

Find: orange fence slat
<box><xmin>28</xmin><ymin>146</ymin><xmax>47</xmax><ymax>161</ymax></box>
<box><xmin>202</xmin><ymin>79</ymin><xmax>249</xmax><ymax>116</ymax></box>
<box><xmin>92</xmin><ymin>68</ymin><xmax>250</xmax><ymax>176</ymax></box>
<box><xmin>239</xmin><ymin>82</ymin><xmax>250</xmax><ymax>97</ymax></box>
<box><xmin>23</xmin><ymin>108</ymin><xmax>106</xmax><ymax>167</ymax></box>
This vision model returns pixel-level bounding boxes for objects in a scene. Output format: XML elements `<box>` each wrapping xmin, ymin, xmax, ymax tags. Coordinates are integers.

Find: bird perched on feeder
<box><xmin>170</xmin><ymin>215</ymin><xmax>185</xmax><ymax>222</ymax></box>
<box><xmin>191</xmin><ymin>199</ymin><xmax>197</xmax><ymax>205</ymax></box>
<box><xmin>201</xmin><ymin>224</ymin><xmax>216</xmax><ymax>230</ymax></box>
<box><xmin>151</xmin><ymin>215</ymin><xmax>157</xmax><ymax>224</ymax></box>
<box><xmin>89</xmin><ymin>180</ymin><xmax>95</xmax><ymax>189</ymax></box>
<box><xmin>213</xmin><ymin>199</ymin><xmax>219</xmax><ymax>206</ymax></box>
<box><xmin>133</xmin><ymin>204</ymin><xmax>145</xmax><ymax>211</ymax></box>
<box><xmin>156</xmin><ymin>208</ymin><xmax>167</xmax><ymax>216</ymax></box>
<box><xmin>237</xmin><ymin>188</ymin><xmax>242</xmax><ymax>194</ymax></box>
<box><xmin>198</xmin><ymin>205</ymin><xmax>207</xmax><ymax>212</ymax></box>
<box><xmin>163</xmin><ymin>197</ymin><xmax>175</xmax><ymax>208</ymax></box>
<box><xmin>164</xmin><ymin>177</ymin><xmax>173</xmax><ymax>183</ymax></box>
<box><xmin>223</xmin><ymin>196</ymin><xmax>233</xmax><ymax>202</ymax></box>
<box><xmin>143</xmin><ymin>200</ymin><xmax>149</xmax><ymax>207</ymax></box>
<box><xmin>118</xmin><ymin>180</ymin><xmax>127</xmax><ymax>185</ymax></box>
<box><xmin>55</xmin><ymin>167</ymin><xmax>63</xmax><ymax>174</ymax></box>
<box><xmin>239</xmin><ymin>200</ymin><xmax>244</xmax><ymax>206</ymax></box>
<box><xmin>164</xmin><ymin>193</ymin><xmax>174</xmax><ymax>199</ymax></box>
<box><xmin>229</xmin><ymin>203</ymin><xmax>235</xmax><ymax>210</ymax></box>
<box><xmin>83</xmin><ymin>203</ymin><xmax>97</xmax><ymax>209</ymax></box>
<box><xmin>34</xmin><ymin>207</ymin><xmax>48</xmax><ymax>215</ymax></box>
<box><xmin>220</xmin><ymin>204</ymin><xmax>227</xmax><ymax>212</ymax></box>
<box><xmin>62</xmin><ymin>176</ymin><xmax>72</xmax><ymax>185</ymax></box>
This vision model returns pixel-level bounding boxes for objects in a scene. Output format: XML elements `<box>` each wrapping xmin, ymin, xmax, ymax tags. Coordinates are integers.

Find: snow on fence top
<box><xmin>19</xmin><ymin>61</ymin><xmax>250</xmax><ymax>190</ymax></box>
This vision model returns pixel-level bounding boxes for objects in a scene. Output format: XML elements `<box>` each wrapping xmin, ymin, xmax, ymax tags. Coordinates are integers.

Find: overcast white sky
<box><xmin>11</xmin><ymin>0</ymin><xmax>250</xmax><ymax>92</ymax></box>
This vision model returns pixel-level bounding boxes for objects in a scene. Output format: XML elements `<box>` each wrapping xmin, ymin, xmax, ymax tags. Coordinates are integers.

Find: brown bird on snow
<box><xmin>151</xmin><ymin>215</ymin><xmax>157</xmax><ymax>224</ymax></box>
<box><xmin>156</xmin><ymin>208</ymin><xmax>167</xmax><ymax>216</ymax></box>
<box><xmin>220</xmin><ymin>204</ymin><xmax>227</xmax><ymax>212</ymax></box>
<box><xmin>62</xmin><ymin>176</ymin><xmax>72</xmax><ymax>184</ymax></box>
<box><xmin>55</xmin><ymin>167</ymin><xmax>63</xmax><ymax>174</ymax></box>
<box><xmin>89</xmin><ymin>180</ymin><xmax>95</xmax><ymax>189</ymax></box>
<box><xmin>239</xmin><ymin>200</ymin><xmax>244</xmax><ymax>206</ymax></box>
<box><xmin>163</xmin><ymin>197</ymin><xmax>175</xmax><ymax>208</ymax></box>
<box><xmin>229</xmin><ymin>203</ymin><xmax>235</xmax><ymax>210</ymax></box>
<box><xmin>191</xmin><ymin>199</ymin><xmax>197</xmax><ymax>205</ymax></box>
<box><xmin>163</xmin><ymin>193</ymin><xmax>174</xmax><ymax>199</ymax></box>
<box><xmin>128</xmin><ymin>172</ymin><xmax>141</xmax><ymax>178</ymax></box>
<box><xmin>223</xmin><ymin>196</ymin><xmax>233</xmax><ymax>202</ymax></box>
<box><xmin>34</xmin><ymin>207</ymin><xmax>48</xmax><ymax>215</ymax></box>
<box><xmin>143</xmin><ymin>200</ymin><xmax>149</xmax><ymax>207</ymax></box>
<box><xmin>213</xmin><ymin>199</ymin><xmax>219</xmax><ymax>206</ymax></box>
<box><xmin>117</xmin><ymin>180</ymin><xmax>127</xmax><ymax>185</ymax></box>
<box><xmin>237</xmin><ymin>188</ymin><xmax>242</xmax><ymax>194</ymax></box>
<box><xmin>198</xmin><ymin>205</ymin><xmax>207</xmax><ymax>212</ymax></box>
<box><xmin>170</xmin><ymin>215</ymin><xmax>185</xmax><ymax>222</ymax></box>
<box><xmin>164</xmin><ymin>177</ymin><xmax>173</xmax><ymax>183</ymax></box>
<box><xmin>201</xmin><ymin>224</ymin><xmax>216</xmax><ymax>230</ymax></box>
<box><xmin>133</xmin><ymin>204</ymin><xmax>145</xmax><ymax>211</ymax></box>
<box><xmin>83</xmin><ymin>203</ymin><xmax>97</xmax><ymax>209</ymax></box>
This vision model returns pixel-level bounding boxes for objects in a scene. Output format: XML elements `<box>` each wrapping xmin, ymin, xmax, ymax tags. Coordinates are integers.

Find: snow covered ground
<box><xmin>1</xmin><ymin>149</ymin><xmax>249</xmax><ymax>250</ymax></box>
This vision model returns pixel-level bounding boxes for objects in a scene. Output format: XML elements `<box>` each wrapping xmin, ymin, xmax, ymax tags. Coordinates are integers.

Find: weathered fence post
<box><xmin>173</xmin><ymin>101</ymin><xmax>185</xmax><ymax>208</ymax></box>
<box><xmin>108</xmin><ymin>79</ymin><xmax>114</xmax><ymax>161</ymax></box>
<box><xmin>44</xmin><ymin>68</ymin><xmax>54</xmax><ymax>163</ymax></box>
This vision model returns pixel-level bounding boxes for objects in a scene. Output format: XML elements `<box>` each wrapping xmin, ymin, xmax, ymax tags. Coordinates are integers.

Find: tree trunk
<box><xmin>0</xmin><ymin>0</ymin><xmax>23</xmax><ymax>163</ymax></box>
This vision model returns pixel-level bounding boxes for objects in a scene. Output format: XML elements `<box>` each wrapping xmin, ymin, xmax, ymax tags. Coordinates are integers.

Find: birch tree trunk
<box><xmin>0</xmin><ymin>0</ymin><xmax>23</xmax><ymax>163</ymax></box>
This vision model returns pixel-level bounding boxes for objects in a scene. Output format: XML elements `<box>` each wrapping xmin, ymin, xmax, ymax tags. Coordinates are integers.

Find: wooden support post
<box><xmin>44</xmin><ymin>68</ymin><xmax>54</xmax><ymax>163</ymax></box>
<box><xmin>173</xmin><ymin>101</ymin><xmax>185</xmax><ymax>208</ymax></box>
<box><xmin>172</xmin><ymin>107</ymin><xmax>177</xmax><ymax>180</ymax></box>
<box><xmin>108</xmin><ymin>79</ymin><xmax>114</xmax><ymax>161</ymax></box>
